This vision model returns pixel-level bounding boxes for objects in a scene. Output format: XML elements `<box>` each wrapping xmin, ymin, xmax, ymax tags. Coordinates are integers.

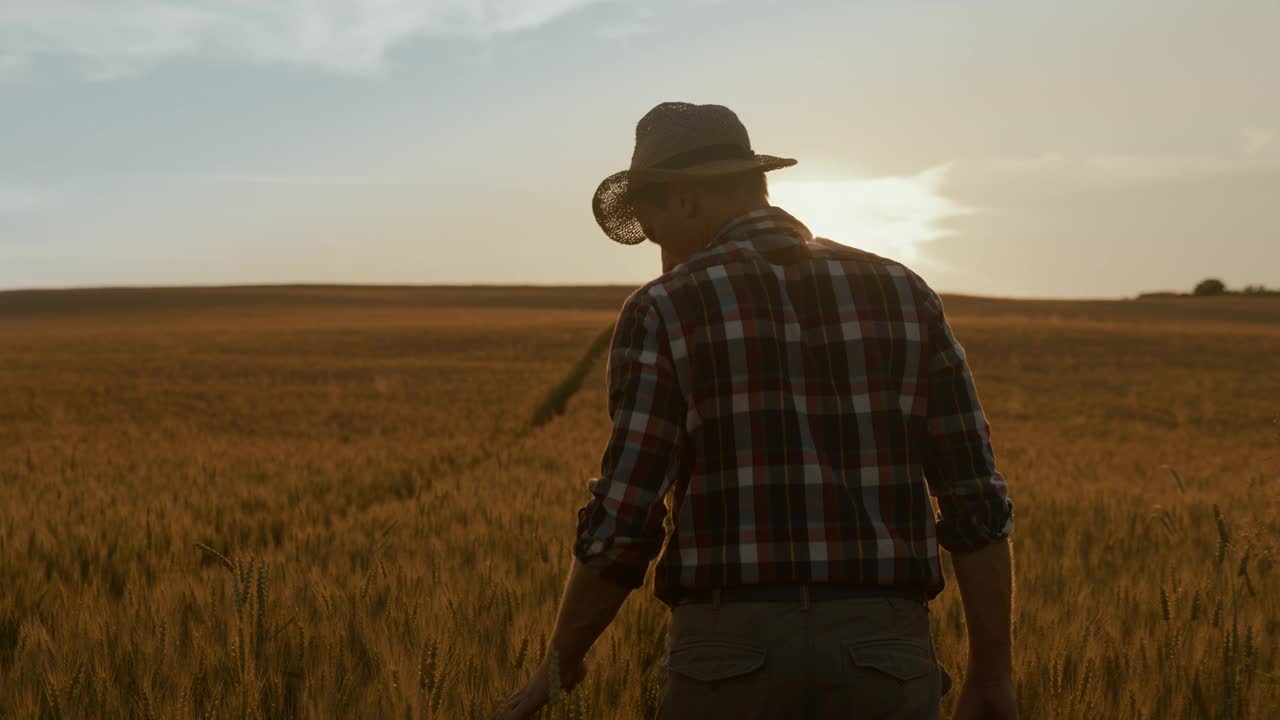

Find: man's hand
<box><xmin>491</xmin><ymin>560</ymin><xmax>632</xmax><ymax>719</ymax></box>
<box><xmin>952</xmin><ymin>668</ymin><xmax>1017</xmax><ymax>720</ymax></box>
<box><xmin>493</xmin><ymin>656</ymin><xmax>588</xmax><ymax>720</ymax></box>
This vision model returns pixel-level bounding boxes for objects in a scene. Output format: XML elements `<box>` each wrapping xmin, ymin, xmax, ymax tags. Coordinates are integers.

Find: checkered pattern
<box><xmin>573</xmin><ymin>206</ymin><xmax>1013</xmax><ymax>607</ymax></box>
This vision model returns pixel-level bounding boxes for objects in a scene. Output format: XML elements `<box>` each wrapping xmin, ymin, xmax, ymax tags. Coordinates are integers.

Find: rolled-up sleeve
<box><xmin>918</xmin><ymin>284</ymin><xmax>1014</xmax><ymax>553</ymax></box>
<box><xmin>573</xmin><ymin>291</ymin><xmax>685</xmax><ymax>587</ymax></box>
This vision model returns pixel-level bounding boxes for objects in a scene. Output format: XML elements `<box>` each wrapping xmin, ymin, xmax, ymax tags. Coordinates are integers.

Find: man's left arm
<box><xmin>497</xmin><ymin>293</ymin><xmax>684</xmax><ymax>718</ymax></box>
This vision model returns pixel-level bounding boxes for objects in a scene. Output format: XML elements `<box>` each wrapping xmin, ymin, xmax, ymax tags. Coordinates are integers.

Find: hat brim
<box><xmin>592</xmin><ymin>155</ymin><xmax>797</xmax><ymax>245</ymax></box>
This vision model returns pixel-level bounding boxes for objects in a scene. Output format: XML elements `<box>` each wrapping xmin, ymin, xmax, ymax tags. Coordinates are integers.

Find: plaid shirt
<box><xmin>573</xmin><ymin>206</ymin><xmax>1013</xmax><ymax>607</ymax></box>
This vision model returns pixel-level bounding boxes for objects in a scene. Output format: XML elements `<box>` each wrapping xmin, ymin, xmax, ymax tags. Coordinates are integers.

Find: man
<box><xmin>498</xmin><ymin>102</ymin><xmax>1016</xmax><ymax>720</ymax></box>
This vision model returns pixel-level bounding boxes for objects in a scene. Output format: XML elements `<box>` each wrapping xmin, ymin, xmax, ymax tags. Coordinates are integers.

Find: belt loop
<box><xmin>712</xmin><ymin>588</ymin><xmax>721</xmax><ymax>611</ymax></box>
<box><xmin>800</xmin><ymin>583</ymin><xmax>810</xmax><ymax>612</ymax></box>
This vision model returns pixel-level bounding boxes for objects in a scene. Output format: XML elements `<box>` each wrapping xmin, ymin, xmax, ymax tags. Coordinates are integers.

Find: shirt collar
<box><xmin>705</xmin><ymin>205</ymin><xmax>814</xmax><ymax>252</ymax></box>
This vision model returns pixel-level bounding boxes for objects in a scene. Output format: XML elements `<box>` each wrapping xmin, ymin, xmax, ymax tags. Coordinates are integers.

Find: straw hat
<box><xmin>592</xmin><ymin>102</ymin><xmax>798</xmax><ymax>245</ymax></box>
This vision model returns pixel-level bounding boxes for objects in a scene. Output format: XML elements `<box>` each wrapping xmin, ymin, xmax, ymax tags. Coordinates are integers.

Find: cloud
<box><xmin>984</xmin><ymin>129</ymin><xmax>1280</xmax><ymax>186</ymax></box>
<box><xmin>770</xmin><ymin>164</ymin><xmax>970</xmax><ymax>267</ymax></box>
<box><xmin>591</xmin><ymin>5</ymin><xmax>655</xmax><ymax>41</ymax></box>
<box><xmin>0</xmin><ymin>0</ymin><xmax>613</xmax><ymax>78</ymax></box>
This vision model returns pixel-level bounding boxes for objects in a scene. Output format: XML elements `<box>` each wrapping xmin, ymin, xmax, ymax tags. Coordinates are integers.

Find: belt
<box><xmin>674</xmin><ymin>583</ymin><xmax>926</xmax><ymax>606</ymax></box>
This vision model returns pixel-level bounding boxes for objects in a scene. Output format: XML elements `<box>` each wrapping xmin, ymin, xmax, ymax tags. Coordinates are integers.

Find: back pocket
<box><xmin>666</xmin><ymin>639</ymin><xmax>767</xmax><ymax>682</ymax></box>
<box><xmin>841</xmin><ymin>638</ymin><xmax>940</xmax><ymax>717</ymax></box>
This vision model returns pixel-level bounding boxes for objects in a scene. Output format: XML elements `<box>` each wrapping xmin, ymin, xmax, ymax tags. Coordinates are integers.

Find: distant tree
<box><xmin>1193</xmin><ymin>278</ymin><xmax>1227</xmax><ymax>296</ymax></box>
<box><xmin>1243</xmin><ymin>284</ymin><xmax>1267</xmax><ymax>295</ymax></box>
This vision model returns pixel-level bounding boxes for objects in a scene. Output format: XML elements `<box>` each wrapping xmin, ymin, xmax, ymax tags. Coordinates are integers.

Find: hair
<box><xmin>629</xmin><ymin>170</ymin><xmax>769</xmax><ymax>209</ymax></box>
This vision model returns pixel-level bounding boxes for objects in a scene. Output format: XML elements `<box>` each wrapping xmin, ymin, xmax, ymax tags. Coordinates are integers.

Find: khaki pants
<box><xmin>656</xmin><ymin>595</ymin><xmax>948</xmax><ymax>720</ymax></box>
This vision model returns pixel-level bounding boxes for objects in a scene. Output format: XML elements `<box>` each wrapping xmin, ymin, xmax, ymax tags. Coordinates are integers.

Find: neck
<box><xmin>659</xmin><ymin>199</ymin><xmax>773</xmax><ymax>273</ymax></box>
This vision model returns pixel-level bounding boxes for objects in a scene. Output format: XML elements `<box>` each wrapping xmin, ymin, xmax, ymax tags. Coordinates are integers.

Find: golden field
<box><xmin>0</xmin><ymin>286</ymin><xmax>1277</xmax><ymax>719</ymax></box>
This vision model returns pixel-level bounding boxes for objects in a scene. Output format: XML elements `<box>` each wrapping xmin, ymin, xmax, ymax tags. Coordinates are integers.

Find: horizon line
<box><xmin>0</xmin><ymin>280</ymin><xmax>1217</xmax><ymax>304</ymax></box>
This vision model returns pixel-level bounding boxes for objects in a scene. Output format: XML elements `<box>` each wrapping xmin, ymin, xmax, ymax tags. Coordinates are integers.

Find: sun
<box><xmin>768</xmin><ymin>165</ymin><xmax>968</xmax><ymax>266</ymax></box>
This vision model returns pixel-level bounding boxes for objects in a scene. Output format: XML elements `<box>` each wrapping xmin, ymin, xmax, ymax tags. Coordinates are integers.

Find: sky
<box><xmin>1</xmin><ymin>0</ymin><xmax>1277</xmax><ymax>298</ymax></box>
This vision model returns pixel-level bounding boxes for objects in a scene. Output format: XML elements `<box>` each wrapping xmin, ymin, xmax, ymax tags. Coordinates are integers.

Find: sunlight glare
<box><xmin>769</xmin><ymin>164</ymin><xmax>969</xmax><ymax>266</ymax></box>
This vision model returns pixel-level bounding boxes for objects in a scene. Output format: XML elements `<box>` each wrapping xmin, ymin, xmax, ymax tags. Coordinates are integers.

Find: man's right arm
<box><xmin>952</xmin><ymin>538</ymin><xmax>1017</xmax><ymax>719</ymax></box>
<box><xmin>952</xmin><ymin>537</ymin><xmax>1013</xmax><ymax>675</ymax></box>
<box><xmin>915</xmin><ymin>278</ymin><xmax>1017</xmax><ymax>717</ymax></box>
<box><xmin>916</xmin><ymin>279</ymin><xmax>1014</xmax><ymax>556</ymax></box>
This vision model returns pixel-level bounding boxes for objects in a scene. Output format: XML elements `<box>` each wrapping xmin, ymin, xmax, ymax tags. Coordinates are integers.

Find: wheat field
<box><xmin>0</xmin><ymin>286</ymin><xmax>1277</xmax><ymax>719</ymax></box>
